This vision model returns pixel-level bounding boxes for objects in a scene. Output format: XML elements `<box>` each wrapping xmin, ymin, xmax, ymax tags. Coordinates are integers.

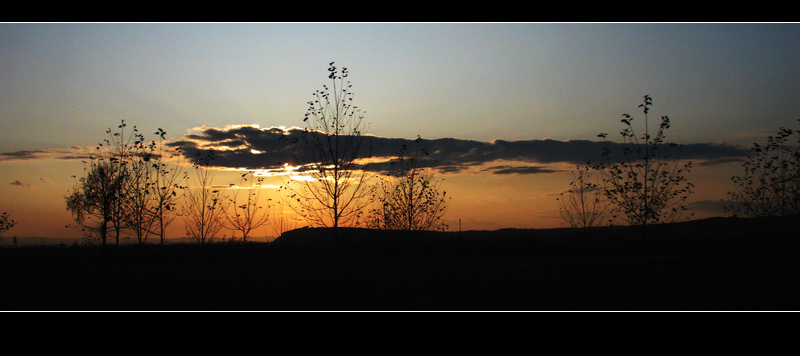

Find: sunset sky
<box><xmin>2</xmin><ymin>22</ymin><xmax>799</xmax><ymax>243</ymax></box>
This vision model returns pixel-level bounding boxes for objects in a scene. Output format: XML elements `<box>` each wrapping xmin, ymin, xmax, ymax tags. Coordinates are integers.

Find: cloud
<box><xmin>686</xmin><ymin>199</ymin><xmax>731</xmax><ymax>214</ymax></box>
<box><xmin>9</xmin><ymin>179</ymin><xmax>34</xmax><ymax>190</ymax></box>
<box><xmin>0</xmin><ymin>147</ymin><xmax>94</xmax><ymax>162</ymax></box>
<box><xmin>479</xmin><ymin>165</ymin><xmax>560</xmax><ymax>175</ymax></box>
<box><xmin>166</xmin><ymin>125</ymin><xmax>297</xmax><ymax>171</ymax></box>
<box><xmin>1</xmin><ymin>124</ymin><xmax>753</xmax><ymax>176</ymax></box>
<box><xmin>165</xmin><ymin>125</ymin><xmax>753</xmax><ymax>175</ymax></box>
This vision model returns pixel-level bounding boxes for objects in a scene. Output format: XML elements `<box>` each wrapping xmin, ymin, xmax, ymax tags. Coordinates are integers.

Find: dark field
<box><xmin>2</xmin><ymin>216</ymin><xmax>799</xmax><ymax>311</ymax></box>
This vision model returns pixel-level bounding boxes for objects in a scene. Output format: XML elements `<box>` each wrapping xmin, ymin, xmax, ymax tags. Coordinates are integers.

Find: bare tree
<box><xmin>224</xmin><ymin>171</ymin><xmax>270</xmax><ymax>243</ymax></box>
<box><xmin>557</xmin><ymin>164</ymin><xmax>608</xmax><ymax>229</ymax></box>
<box><xmin>183</xmin><ymin>149</ymin><xmax>227</xmax><ymax>244</ymax></box>
<box><xmin>367</xmin><ymin>136</ymin><xmax>449</xmax><ymax>232</ymax></box>
<box><xmin>285</xmin><ymin>62</ymin><xmax>373</xmax><ymax>245</ymax></box>
<box><xmin>726</xmin><ymin>120</ymin><xmax>800</xmax><ymax>218</ymax></box>
<box><xmin>149</xmin><ymin>129</ymin><xmax>185</xmax><ymax>245</ymax></box>
<box><xmin>124</xmin><ymin>152</ymin><xmax>158</xmax><ymax>244</ymax></box>
<box><xmin>595</xmin><ymin>95</ymin><xmax>694</xmax><ymax>227</ymax></box>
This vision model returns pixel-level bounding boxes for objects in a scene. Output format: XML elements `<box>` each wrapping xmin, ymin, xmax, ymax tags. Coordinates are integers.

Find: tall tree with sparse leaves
<box><xmin>124</xmin><ymin>149</ymin><xmax>158</xmax><ymax>245</ymax></box>
<box><xmin>148</xmin><ymin>128</ymin><xmax>185</xmax><ymax>245</ymax></box>
<box><xmin>285</xmin><ymin>62</ymin><xmax>373</xmax><ymax>246</ymax></box>
<box><xmin>594</xmin><ymin>95</ymin><xmax>694</xmax><ymax>228</ymax></box>
<box><xmin>103</xmin><ymin>120</ymin><xmax>145</xmax><ymax>244</ymax></box>
<box><xmin>65</xmin><ymin>120</ymin><xmax>143</xmax><ymax>245</ymax></box>
<box><xmin>183</xmin><ymin>149</ymin><xmax>227</xmax><ymax>244</ymax></box>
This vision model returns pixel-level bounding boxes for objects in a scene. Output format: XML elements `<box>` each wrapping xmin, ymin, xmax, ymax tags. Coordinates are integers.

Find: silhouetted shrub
<box><xmin>0</xmin><ymin>212</ymin><xmax>16</xmax><ymax>241</ymax></box>
<box><xmin>367</xmin><ymin>136</ymin><xmax>449</xmax><ymax>232</ymax></box>
<box><xmin>557</xmin><ymin>164</ymin><xmax>608</xmax><ymax>229</ymax></box>
<box><xmin>726</xmin><ymin>119</ymin><xmax>800</xmax><ymax>218</ymax></box>
<box><xmin>594</xmin><ymin>95</ymin><xmax>694</xmax><ymax>227</ymax></box>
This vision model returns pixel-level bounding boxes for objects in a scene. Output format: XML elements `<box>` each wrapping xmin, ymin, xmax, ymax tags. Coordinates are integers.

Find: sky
<box><xmin>2</xmin><ymin>22</ymin><xmax>800</xmax><ymax>243</ymax></box>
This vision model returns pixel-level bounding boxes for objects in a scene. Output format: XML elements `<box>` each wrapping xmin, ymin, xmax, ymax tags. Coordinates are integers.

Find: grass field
<box><xmin>2</xmin><ymin>216</ymin><xmax>799</xmax><ymax>311</ymax></box>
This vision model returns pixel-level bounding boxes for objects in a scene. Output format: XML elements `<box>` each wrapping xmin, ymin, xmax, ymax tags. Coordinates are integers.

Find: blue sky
<box><xmin>2</xmin><ymin>22</ymin><xmax>800</xmax><ymax>240</ymax></box>
<box><xmin>4</xmin><ymin>23</ymin><xmax>800</xmax><ymax>151</ymax></box>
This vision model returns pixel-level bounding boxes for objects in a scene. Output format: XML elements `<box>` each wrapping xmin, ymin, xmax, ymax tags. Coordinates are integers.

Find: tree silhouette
<box><xmin>223</xmin><ymin>171</ymin><xmax>270</xmax><ymax>243</ymax></box>
<box><xmin>0</xmin><ymin>212</ymin><xmax>17</xmax><ymax>242</ymax></box>
<box><xmin>285</xmin><ymin>62</ymin><xmax>373</xmax><ymax>245</ymax></box>
<box><xmin>726</xmin><ymin>120</ymin><xmax>800</xmax><ymax>218</ymax></box>
<box><xmin>65</xmin><ymin>160</ymin><xmax>125</xmax><ymax>246</ymax></box>
<box><xmin>64</xmin><ymin>120</ymin><xmax>138</xmax><ymax>245</ymax></box>
<box><xmin>595</xmin><ymin>95</ymin><xmax>694</xmax><ymax>227</ymax></box>
<box><xmin>367</xmin><ymin>136</ymin><xmax>449</xmax><ymax>232</ymax></box>
<box><xmin>124</xmin><ymin>150</ymin><xmax>158</xmax><ymax>244</ymax></box>
<box><xmin>557</xmin><ymin>164</ymin><xmax>608</xmax><ymax>229</ymax></box>
<box><xmin>183</xmin><ymin>149</ymin><xmax>227</xmax><ymax>244</ymax></box>
<box><xmin>65</xmin><ymin>121</ymin><xmax>183</xmax><ymax>245</ymax></box>
<box><xmin>147</xmin><ymin>129</ymin><xmax>185</xmax><ymax>245</ymax></box>
<box><xmin>101</xmin><ymin>120</ymin><xmax>144</xmax><ymax>245</ymax></box>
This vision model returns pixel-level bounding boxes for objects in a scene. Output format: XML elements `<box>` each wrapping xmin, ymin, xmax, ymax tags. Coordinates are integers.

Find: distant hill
<box><xmin>0</xmin><ymin>235</ymin><xmax>278</xmax><ymax>247</ymax></box>
<box><xmin>0</xmin><ymin>236</ymin><xmax>72</xmax><ymax>247</ymax></box>
<box><xmin>2</xmin><ymin>214</ymin><xmax>799</xmax><ymax>311</ymax></box>
<box><xmin>273</xmin><ymin>215</ymin><xmax>800</xmax><ymax>256</ymax></box>
<box><xmin>6</xmin><ymin>215</ymin><xmax>796</xmax><ymax>250</ymax></box>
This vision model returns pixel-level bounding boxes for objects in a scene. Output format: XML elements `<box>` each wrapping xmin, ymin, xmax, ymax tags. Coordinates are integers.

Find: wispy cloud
<box><xmin>686</xmin><ymin>199</ymin><xmax>731</xmax><ymax>213</ymax></box>
<box><xmin>0</xmin><ymin>146</ymin><xmax>94</xmax><ymax>162</ymax></box>
<box><xmin>479</xmin><ymin>165</ymin><xmax>560</xmax><ymax>175</ymax></box>
<box><xmin>9</xmin><ymin>179</ymin><xmax>34</xmax><ymax>190</ymax></box>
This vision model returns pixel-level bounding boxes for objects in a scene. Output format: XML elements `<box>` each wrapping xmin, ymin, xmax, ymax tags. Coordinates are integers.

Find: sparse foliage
<box><xmin>148</xmin><ymin>129</ymin><xmax>185</xmax><ymax>245</ymax></box>
<box><xmin>183</xmin><ymin>149</ymin><xmax>227</xmax><ymax>244</ymax></box>
<box><xmin>124</xmin><ymin>148</ymin><xmax>158</xmax><ymax>244</ymax></box>
<box><xmin>0</xmin><ymin>212</ymin><xmax>17</xmax><ymax>241</ymax></box>
<box><xmin>595</xmin><ymin>95</ymin><xmax>694</xmax><ymax>227</ymax></box>
<box><xmin>224</xmin><ymin>171</ymin><xmax>270</xmax><ymax>243</ymax></box>
<box><xmin>726</xmin><ymin>120</ymin><xmax>800</xmax><ymax>218</ymax></box>
<box><xmin>367</xmin><ymin>136</ymin><xmax>449</xmax><ymax>232</ymax></box>
<box><xmin>285</xmin><ymin>62</ymin><xmax>374</xmax><ymax>245</ymax></box>
<box><xmin>557</xmin><ymin>164</ymin><xmax>608</xmax><ymax>229</ymax></box>
<box><xmin>102</xmin><ymin>120</ymin><xmax>145</xmax><ymax>244</ymax></box>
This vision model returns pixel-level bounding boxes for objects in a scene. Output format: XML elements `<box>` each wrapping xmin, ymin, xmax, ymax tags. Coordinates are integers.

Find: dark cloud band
<box><xmin>0</xmin><ymin>125</ymin><xmax>752</xmax><ymax>176</ymax></box>
<box><xmin>166</xmin><ymin>125</ymin><xmax>752</xmax><ymax>175</ymax></box>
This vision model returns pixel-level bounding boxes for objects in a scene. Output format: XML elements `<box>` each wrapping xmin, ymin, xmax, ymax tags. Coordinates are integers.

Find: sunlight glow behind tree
<box><xmin>283</xmin><ymin>62</ymin><xmax>374</xmax><ymax>245</ymax></box>
<box><xmin>367</xmin><ymin>136</ymin><xmax>449</xmax><ymax>232</ymax></box>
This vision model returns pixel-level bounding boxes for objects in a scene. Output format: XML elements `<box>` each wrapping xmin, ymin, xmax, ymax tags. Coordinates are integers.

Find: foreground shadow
<box><xmin>2</xmin><ymin>215</ymin><xmax>799</xmax><ymax>311</ymax></box>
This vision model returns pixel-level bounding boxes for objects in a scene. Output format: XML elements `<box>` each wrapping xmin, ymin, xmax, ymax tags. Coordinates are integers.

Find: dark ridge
<box><xmin>1</xmin><ymin>215</ymin><xmax>798</xmax><ymax>311</ymax></box>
